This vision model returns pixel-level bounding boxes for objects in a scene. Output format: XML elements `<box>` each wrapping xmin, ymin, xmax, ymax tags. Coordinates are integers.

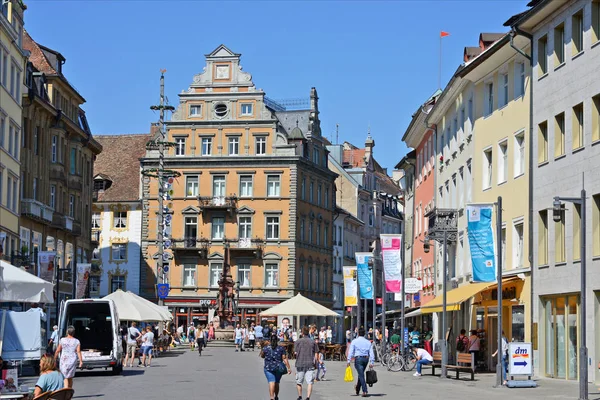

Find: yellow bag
<box><xmin>344</xmin><ymin>365</ymin><xmax>354</xmax><ymax>382</ymax></box>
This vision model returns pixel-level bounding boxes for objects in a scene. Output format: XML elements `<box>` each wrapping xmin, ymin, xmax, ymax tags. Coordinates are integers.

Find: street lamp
<box><xmin>553</xmin><ymin>190</ymin><xmax>587</xmax><ymax>400</ymax></box>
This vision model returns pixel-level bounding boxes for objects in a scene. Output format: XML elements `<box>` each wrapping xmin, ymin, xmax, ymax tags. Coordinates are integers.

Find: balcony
<box><xmin>171</xmin><ymin>237</ymin><xmax>210</xmax><ymax>257</ymax></box>
<box><xmin>72</xmin><ymin>221</ymin><xmax>81</xmax><ymax>236</ymax></box>
<box><xmin>65</xmin><ymin>216</ymin><xmax>74</xmax><ymax>231</ymax></box>
<box><xmin>51</xmin><ymin>213</ymin><xmax>75</xmax><ymax>232</ymax></box>
<box><xmin>21</xmin><ymin>198</ymin><xmax>43</xmax><ymax>220</ymax></box>
<box><xmin>68</xmin><ymin>174</ymin><xmax>83</xmax><ymax>191</ymax></box>
<box><xmin>49</xmin><ymin>164</ymin><xmax>66</xmax><ymax>182</ymax></box>
<box><xmin>226</xmin><ymin>238</ymin><xmax>264</xmax><ymax>258</ymax></box>
<box><xmin>41</xmin><ymin>205</ymin><xmax>54</xmax><ymax>224</ymax></box>
<box><xmin>198</xmin><ymin>196</ymin><xmax>237</xmax><ymax>216</ymax></box>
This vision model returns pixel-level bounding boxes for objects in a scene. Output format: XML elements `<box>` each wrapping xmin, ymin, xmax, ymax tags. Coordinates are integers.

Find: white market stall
<box><xmin>260</xmin><ymin>293</ymin><xmax>338</xmax><ymax>330</ymax></box>
<box><xmin>103</xmin><ymin>290</ymin><xmax>165</xmax><ymax>322</ymax></box>
<box><xmin>0</xmin><ymin>260</ymin><xmax>54</xmax><ymax>304</ymax></box>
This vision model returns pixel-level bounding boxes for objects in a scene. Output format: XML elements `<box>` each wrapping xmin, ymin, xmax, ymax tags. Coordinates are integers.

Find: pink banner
<box><xmin>380</xmin><ymin>234</ymin><xmax>402</xmax><ymax>293</ymax></box>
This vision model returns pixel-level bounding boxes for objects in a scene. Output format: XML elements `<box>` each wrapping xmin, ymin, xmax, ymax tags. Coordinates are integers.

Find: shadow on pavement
<box><xmin>73</xmin><ymin>395</ymin><xmax>105</xmax><ymax>399</ymax></box>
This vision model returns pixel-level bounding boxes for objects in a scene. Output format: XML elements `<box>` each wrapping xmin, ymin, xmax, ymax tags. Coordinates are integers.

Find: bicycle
<box><xmin>387</xmin><ymin>344</ymin><xmax>417</xmax><ymax>372</ymax></box>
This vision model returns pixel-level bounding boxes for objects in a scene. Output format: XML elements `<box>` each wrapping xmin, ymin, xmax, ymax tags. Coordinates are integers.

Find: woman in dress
<box><xmin>195</xmin><ymin>325</ymin><xmax>205</xmax><ymax>356</ymax></box>
<box><xmin>261</xmin><ymin>334</ymin><xmax>291</xmax><ymax>400</ymax></box>
<box><xmin>54</xmin><ymin>325</ymin><xmax>82</xmax><ymax>389</ymax></box>
<box><xmin>34</xmin><ymin>354</ymin><xmax>64</xmax><ymax>397</ymax></box>
<box><xmin>208</xmin><ymin>322</ymin><xmax>215</xmax><ymax>342</ymax></box>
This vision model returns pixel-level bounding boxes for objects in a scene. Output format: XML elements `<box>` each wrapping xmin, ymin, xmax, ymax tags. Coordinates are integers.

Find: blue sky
<box><xmin>25</xmin><ymin>0</ymin><xmax>527</xmax><ymax>172</ymax></box>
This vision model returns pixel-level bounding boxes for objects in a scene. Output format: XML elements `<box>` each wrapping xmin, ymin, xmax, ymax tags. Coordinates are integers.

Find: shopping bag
<box><xmin>366</xmin><ymin>369</ymin><xmax>378</xmax><ymax>386</ymax></box>
<box><xmin>344</xmin><ymin>365</ymin><xmax>354</xmax><ymax>382</ymax></box>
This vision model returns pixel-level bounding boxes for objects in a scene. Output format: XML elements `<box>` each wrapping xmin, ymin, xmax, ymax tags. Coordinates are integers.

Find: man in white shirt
<box><xmin>125</xmin><ymin>322</ymin><xmax>142</xmax><ymax>368</ymax></box>
<box><xmin>140</xmin><ymin>326</ymin><xmax>154</xmax><ymax>367</ymax></box>
<box><xmin>413</xmin><ymin>347</ymin><xmax>434</xmax><ymax>376</ymax></box>
<box><xmin>326</xmin><ymin>326</ymin><xmax>333</xmax><ymax>344</ymax></box>
<box><xmin>318</xmin><ymin>327</ymin><xmax>326</xmax><ymax>343</ymax></box>
<box><xmin>234</xmin><ymin>324</ymin><xmax>243</xmax><ymax>352</ymax></box>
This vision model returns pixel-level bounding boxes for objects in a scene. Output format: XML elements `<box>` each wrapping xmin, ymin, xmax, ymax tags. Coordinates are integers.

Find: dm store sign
<box><xmin>508</xmin><ymin>342</ymin><xmax>532</xmax><ymax>376</ymax></box>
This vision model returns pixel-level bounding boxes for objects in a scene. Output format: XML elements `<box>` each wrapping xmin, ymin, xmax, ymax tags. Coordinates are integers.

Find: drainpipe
<box><xmin>510</xmin><ymin>27</ymin><xmax>534</xmax><ymax>360</ymax></box>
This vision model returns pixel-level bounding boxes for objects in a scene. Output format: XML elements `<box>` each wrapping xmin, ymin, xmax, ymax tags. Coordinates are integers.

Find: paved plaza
<box><xmin>16</xmin><ymin>345</ymin><xmax>599</xmax><ymax>400</ymax></box>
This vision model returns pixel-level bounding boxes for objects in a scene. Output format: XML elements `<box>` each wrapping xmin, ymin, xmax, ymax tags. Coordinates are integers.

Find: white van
<box><xmin>59</xmin><ymin>299</ymin><xmax>123</xmax><ymax>374</ymax></box>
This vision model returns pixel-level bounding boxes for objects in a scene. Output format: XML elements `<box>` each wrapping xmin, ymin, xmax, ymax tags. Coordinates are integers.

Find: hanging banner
<box><xmin>355</xmin><ymin>252</ymin><xmax>373</xmax><ymax>299</ymax></box>
<box><xmin>38</xmin><ymin>251</ymin><xmax>56</xmax><ymax>282</ymax></box>
<box><xmin>467</xmin><ymin>204</ymin><xmax>496</xmax><ymax>282</ymax></box>
<box><xmin>380</xmin><ymin>234</ymin><xmax>402</xmax><ymax>293</ymax></box>
<box><xmin>76</xmin><ymin>264</ymin><xmax>91</xmax><ymax>299</ymax></box>
<box><xmin>343</xmin><ymin>266</ymin><xmax>358</xmax><ymax>306</ymax></box>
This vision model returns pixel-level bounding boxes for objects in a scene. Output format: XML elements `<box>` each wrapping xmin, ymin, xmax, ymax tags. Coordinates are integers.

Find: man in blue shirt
<box><xmin>254</xmin><ymin>323</ymin><xmax>263</xmax><ymax>348</ymax></box>
<box><xmin>347</xmin><ymin>328</ymin><xmax>375</xmax><ymax>397</ymax></box>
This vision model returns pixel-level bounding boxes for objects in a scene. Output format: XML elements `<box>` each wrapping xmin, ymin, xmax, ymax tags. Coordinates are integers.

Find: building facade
<box><xmin>21</xmin><ymin>31</ymin><xmax>101</xmax><ymax>319</ymax></box>
<box><xmin>402</xmin><ymin>92</ymin><xmax>440</xmax><ymax>316</ymax></box>
<box><xmin>508</xmin><ymin>0</ymin><xmax>600</xmax><ymax>383</ymax></box>
<box><xmin>140</xmin><ymin>45</ymin><xmax>336</xmax><ymax>327</ymax></box>
<box><xmin>91</xmin><ymin>134</ymin><xmax>150</xmax><ymax>297</ymax></box>
<box><xmin>0</xmin><ymin>0</ymin><xmax>25</xmax><ymax>260</ymax></box>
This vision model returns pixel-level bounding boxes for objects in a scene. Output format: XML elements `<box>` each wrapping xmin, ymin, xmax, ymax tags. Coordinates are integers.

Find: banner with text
<box><xmin>380</xmin><ymin>234</ymin><xmax>402</xmax><ymax>293</ymax></box>
<box><xmin>467</xmin><ymin>205</ymin><xmax>496</xmax><ymax>282</ymax></box>
<box><xmin>76</xmin><ymin>263</ymin><xmax>91</xmax><ymax>299</ymax></box>
<box><xmin>38</xmin><ymin>251</ymin><xmax>56</xmax><ymax>283</ymax></box>
<box><xmin>343</xmin><ymin>266</ymin><xmax>358</xmax><ymax>307</ymax></box>
<box><xmin>355</xmin><ymin>252</ymin><xmax>374</xmax><ymax>299</ymax></box>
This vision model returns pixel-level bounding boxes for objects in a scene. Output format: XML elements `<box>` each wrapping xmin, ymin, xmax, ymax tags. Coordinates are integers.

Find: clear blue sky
<box><xmin>25</xmin><ymin>0</ymin><xmax>527</xmax><ymax>172</ymax></box>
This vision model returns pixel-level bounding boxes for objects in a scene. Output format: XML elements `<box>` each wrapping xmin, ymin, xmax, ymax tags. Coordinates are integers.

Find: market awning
<box><xmin>421</xmin><ymin>282</ymin><xmax>493</xmax><ymax>314</ymax></box>
<box><xmin>405</xmin><ymin>308</ymin><xmax>422</xmax><ymax>318</ymax></box>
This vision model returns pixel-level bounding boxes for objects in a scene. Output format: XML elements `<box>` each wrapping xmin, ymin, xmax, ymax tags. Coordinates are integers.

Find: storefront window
<box><xmin>567</xmin><ymin>296</ymin><xmax>578</xmax><ymax>380</ymax></box>
<box><xmin>511</xmin><ymin>305</ymin><xmax>525</xmax><ymax>342</ymax></box>
<box><xmin>544</xmin><ymin>295</ymin><xmax>579</xmax><ymax>380</ymax></box>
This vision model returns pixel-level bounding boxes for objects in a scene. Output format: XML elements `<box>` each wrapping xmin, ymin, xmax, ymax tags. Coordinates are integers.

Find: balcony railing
<box><xmin>198</xmin><ymin>196</ymin><xmax>237</xmax><ymax>216</ymax></box>
<box><xmin>226</xmin><ymin>238</ymin><xmax>264</xmax><ymax>258</ymax></box>
<box><xmin>41</xmin><ymin>205</ymin><xmax>54</xmax><ymax>224</ymax></box>
<box><xmin>21</xmin><ymin>198</ymin><xmax>42</xmax><ymax>219</ymax></box>
<box><xmin>72</xmin><ymin>221</ymin><xmax>81</xmax><ymax>236</ymax></box>
<box><xmin>65</xmin><ymin>216</ymin><xmax>74</xmax><ymax>231</ymax></box>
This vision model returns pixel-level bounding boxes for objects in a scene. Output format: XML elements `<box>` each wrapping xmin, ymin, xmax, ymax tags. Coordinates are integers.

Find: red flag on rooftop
<box><xmin>440</xmin><ymin>31</ymin><xmax>450</xmax><ymax>38</ymax></box>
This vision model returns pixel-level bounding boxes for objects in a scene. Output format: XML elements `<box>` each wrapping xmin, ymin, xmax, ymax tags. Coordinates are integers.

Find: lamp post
<box><xmin>423</xmin><ymin>208</ymin><xmax>458</xmax><ymax>379</ymax></box>
<box><xmin>353</xmin><ymin>269</ymin><xmax>360</xmax><ymax>331</ymax></box>
<box><xmin>54</xmin><ymin>254</ymin><xmax>70</xmax><ymax>327</ymax></box>
<box><xmin>553</xmin><ymin>187</ymin><xmax>587</xmax><ymax>400</ymax></box>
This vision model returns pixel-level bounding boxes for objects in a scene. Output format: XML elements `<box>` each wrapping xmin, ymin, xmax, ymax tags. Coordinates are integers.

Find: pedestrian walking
<box><xmin>248</xmin><ymin>326</ymin><xmax>256</xmax><ymax>351</ymax></box>
<box><xmin>235</xmin><ymin>323</ymin><xmax>243</xmax><ymax>352</ymax></box>
<box><xmin>196</xmin><ymin>325</ymin><xmax>205</xmax><ymax>356</ymax></box>
<box><xmin>347</xmin><ymin>328</ymin><xmax>374</xmax><ymax>397</ymax></box>
<box><xmin>294</xmin><ymin>326</ymin><xmax>318</xmax><ymax>400</ymax></box>
<box><xmin>188</xmin><ymin>324</ymin><xmax>196</xmax><ymax>351</ymax></box>
<box><xmin>316</xmin><ymin>347</ymin><xmax>327</xmax><ymax>381</ymax></box>
<box><xmin>241</xmin><ymin>324</ymin><xmax>248</xmax><ymax>352</ymax></box>
<box><xmin>208</xmin><ymin>322</ymin><xmax>215</xmax><ymax>341</ymax></box>
<box><xmin>412</xmin><ymin>347</ymin><xmax>433</xmax><ymax>377</ymax></box>
<box><xmin>261</xmin><ymin>334</ymin><xmax>291</xmax><ymax>400</ymax></box>
<box><xmin>54</xmin><ymin>325</ymin><xmax>83</xmax><ymax>389</ymax></box>
<box><xmin>255</xmin><ymin>323</ymin><xmax>264</xmax><ymax>349</ymax></box>
<box><xmin>468</xmin><ymin>330</ymin><xmax>481</xmax><ymax>369</ymax></box>
<box><xmin>47</xmin><ymin>325</ymin><xmax>59</xmax><ymax>355</ymax></box>
<box><xmin>125</xmin><ymin>322</ymin><xmax>142</xmax><ymax>367</ymax></box>
<box><xmin>140</xmin><ymin>326</ymin><xmax>154</xmax><ymax>367</ymax></box>
<box><xmin>456</xmin><ymin>329</ymin><xmax>469</xmax><ymax>353</ymax></box>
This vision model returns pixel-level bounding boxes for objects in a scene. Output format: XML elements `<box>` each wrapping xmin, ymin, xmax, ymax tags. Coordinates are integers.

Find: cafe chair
<box><xmin>48</xmin><ymin>388</ymin><xmax>74</xmax><ymax>400</ymax></box>
<box><xmin>32</xmin><ymin>391</ymin><xmax>52</xmax><ymax>400</ymax></box>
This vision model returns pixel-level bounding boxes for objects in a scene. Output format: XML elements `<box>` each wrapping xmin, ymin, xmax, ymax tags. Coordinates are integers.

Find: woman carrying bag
<box><xmin>261</xmin><ymin>334</ymin><xmax>291</xmax><ymax>400</ymax></box>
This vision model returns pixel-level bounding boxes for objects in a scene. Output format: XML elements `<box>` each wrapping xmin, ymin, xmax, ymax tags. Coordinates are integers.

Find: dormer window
<box><xmin>241</xmin><ymin>103</ymin><xmax>253</xmax><ymax>116</ymax></box>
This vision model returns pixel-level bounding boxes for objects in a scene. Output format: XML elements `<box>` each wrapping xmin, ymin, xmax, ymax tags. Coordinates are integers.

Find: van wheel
<box><xmin>112</xmin><ymin>364</ymin><xmax>122</xmax><ymax>375</ymax></box>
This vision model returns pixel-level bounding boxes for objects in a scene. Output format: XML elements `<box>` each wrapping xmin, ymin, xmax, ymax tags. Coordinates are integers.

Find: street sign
<box><xmin>157</xmin><ymin>283</ymin><xmax>170</xmax><ymax>299</ymax></box>
<box><xmin>376</xmin><ymin>298</ymin><xmax>382</xmax><ymax>305</ymax></box>
<box><xmin>508</xmin><ymin>342</ymin><xmax>532</xmax><ymax>376</ymax></box>
<box><xmin>403</xmin><ymin>328</ymin><xmax>409</xmax><ymax>348</ymax></box>
<box><xmin>405</xmin><ymin>278</ymin><xmax>423</xmax><ymax>294</ymax></box>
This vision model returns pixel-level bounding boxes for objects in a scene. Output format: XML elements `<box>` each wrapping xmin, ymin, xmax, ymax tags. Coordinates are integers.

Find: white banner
<box><xmin>380</xmin><ymin>234</ymin><xmax>402</xmax><ymax>293</ymax></box>
<box><xmin>404</xmin><ymin>277</ymin><xmax>423</xmax><ymax>294</ymax></box>
<box><xmin>343</xmin><ymin>266</ymin><xmax>358</xmax><ymax>306</ymax></box>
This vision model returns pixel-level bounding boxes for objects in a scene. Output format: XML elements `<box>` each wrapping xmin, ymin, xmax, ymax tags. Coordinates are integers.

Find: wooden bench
<box><xmin>430</xmin><ymin>352</ymin><xmax>475</xmax><ymax>380</ymax></box>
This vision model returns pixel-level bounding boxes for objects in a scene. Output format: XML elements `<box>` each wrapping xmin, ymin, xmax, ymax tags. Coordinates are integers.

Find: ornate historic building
<box><xmin>91</xmin><ymin>134</ymin><xmax>149</xmax><ymax>297</ymax></box>
<box><xmin>21</xmin><ymin>31</ymin><xmax>101</xmax><ymax>321</ymax></box>
<box><xmin>140</xmin><ymin>45</ymin><xmax>336</xmax><ymax>327</ymax></box>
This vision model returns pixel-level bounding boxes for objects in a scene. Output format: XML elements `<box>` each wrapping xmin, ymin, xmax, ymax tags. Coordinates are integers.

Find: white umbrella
<box><xmin>0</xmin><ymin>260</ymin><xmax>54</xmax><ymax>303</ymax></box>
<box><xmin>127</xmin><ymin>291</ymin><xmax>172</xmax><ymax>321</ymax></box>
<box><xmin>261</xmin><ymin>293</ymin><xmax>338</xmax><ymax>317</ymax></box>
<box><xmin>103</xmin><ymin>290</ymin><xmax>164</xmax><ymax>322</ymax></box>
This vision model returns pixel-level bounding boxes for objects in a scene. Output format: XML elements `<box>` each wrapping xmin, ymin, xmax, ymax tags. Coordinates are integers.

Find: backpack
<box><xmin>457</xmin><ymin>337</ymin><xmax>466</xmax><ymax>352</ymax></box>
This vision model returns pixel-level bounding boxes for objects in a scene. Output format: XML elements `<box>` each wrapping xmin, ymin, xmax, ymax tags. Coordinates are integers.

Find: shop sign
<box><xmin>405</xmin><ymin>278</ymin><xmax>423</xmax><ymax>294</ymax></box>
<box><xmin>491</xmin><ymin>286</ymin><xmax>517</xmax><ymax>301</ymax></box>
<box><xmin>245</xmin><ymin>308</ymin><xmax>255</xmax><ymax>314</ymax></box>
<box><xmin>508</xmin><ymin>342</ymin><xmax>532</xmax><ymax>376</ymax></box>
<box><xmin>198</xmin><ymin>300</ymin><xmax>213</xmax><ymax>306</ymax></box>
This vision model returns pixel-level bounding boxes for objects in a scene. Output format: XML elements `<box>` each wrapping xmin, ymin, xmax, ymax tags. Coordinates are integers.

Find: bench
<box><xmin>430</xmin><ymin>352</ymin><xmax>475</xmax><ymax>380</ymax></box>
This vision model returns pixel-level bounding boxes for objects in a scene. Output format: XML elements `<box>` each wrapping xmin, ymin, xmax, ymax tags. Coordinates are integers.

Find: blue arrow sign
<box><xmin>514</xmin><ymin>361</ymin><xmax>527</xmax><ymax>367</ymax></box>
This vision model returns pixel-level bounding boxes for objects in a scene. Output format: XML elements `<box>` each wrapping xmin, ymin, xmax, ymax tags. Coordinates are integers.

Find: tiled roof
<box><xmin>343</xmin><ymin>149</ymin><xmax>366</xmax><ymax>167</ymax></box>
<box><xmin>94</xmin><ymin>134</ymin><xmax>151</xmax><ymax>202</ymax></box>
<box><xmin>23</xmin><ymin>30</ymin><xmax>57</xmax><ymax>75</ymax></box>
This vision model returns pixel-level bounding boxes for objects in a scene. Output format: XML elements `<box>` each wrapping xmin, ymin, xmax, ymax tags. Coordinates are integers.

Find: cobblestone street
<box><xmin>16</xmin><ymin>345</ymin><xmax>598</xmax><ymax>399</ymax></box>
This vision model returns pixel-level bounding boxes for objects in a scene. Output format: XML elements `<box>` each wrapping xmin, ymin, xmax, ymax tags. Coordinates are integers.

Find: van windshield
<box><xmin>65</xmin><ymin>302</ymin><xmax>113</xmax><ymax>352</ymax></box>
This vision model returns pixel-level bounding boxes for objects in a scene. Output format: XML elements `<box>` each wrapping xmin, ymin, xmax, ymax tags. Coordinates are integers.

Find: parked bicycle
<box><xmin>387</xmin><ymin>344</ymin><xmax>417</xmax><ymax>372</ymax></box>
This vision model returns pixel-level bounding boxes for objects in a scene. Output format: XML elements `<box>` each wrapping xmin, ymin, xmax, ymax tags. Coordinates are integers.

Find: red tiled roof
<box><xmin>94</xmin><ymin>134</ymin><xmax>151</xmax><ymax>202</ymax></box>
<box><xmin>342</xmin><ymin>149</ymin><xmax>366</xmax><ymax>167</ymax></box>
<box><xmin>23</xmin><ymin>30</ymin><xmax>57</xmax><ymax>75</ymax></box>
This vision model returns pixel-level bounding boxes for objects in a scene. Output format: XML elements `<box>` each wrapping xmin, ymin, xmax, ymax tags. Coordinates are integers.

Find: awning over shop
<box><xmin>421</xmin><ymin>282</ymin><xmax>493</xmax><ymax>314</ymax></box>
<box><xmin>405</xmin><ymin>308</ymin><xmax>422</xmax><ymax>318</ymax></box>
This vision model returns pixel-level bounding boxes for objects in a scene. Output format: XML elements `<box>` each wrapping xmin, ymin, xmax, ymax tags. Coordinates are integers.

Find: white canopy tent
<box><xmin>103</xmin><ymin>290</ymin><xmax>166</xmax><ymax>322</ymax></box>
<box><xmin>0</xmin><ymin>260</ymin><xmax>54</xmax><ymax>303</ymax></box>
<box><xmin>127</xmin><ymin>291</ymin><xmax>172</xmax><ymax>321</ymax></box>
<box><xmin>261</xmin><ymin>293</ymin><xmax>338</xmax><ymax>330</ymax></box>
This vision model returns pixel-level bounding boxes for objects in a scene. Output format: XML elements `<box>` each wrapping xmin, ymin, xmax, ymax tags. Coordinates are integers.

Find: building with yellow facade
<box><xmin>140</xmin><ymin>45</ymin><xmax>336</xmax><ymax>327</ymax></box>
<box><xmin>0</xmin><ymin>0</ymin><xmax>25</xmax><ymax>260</ymax></box>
